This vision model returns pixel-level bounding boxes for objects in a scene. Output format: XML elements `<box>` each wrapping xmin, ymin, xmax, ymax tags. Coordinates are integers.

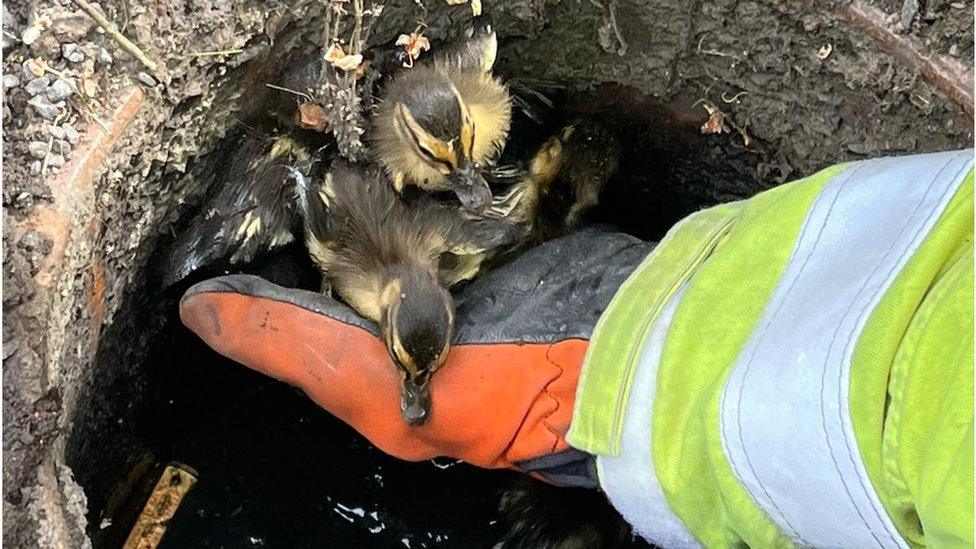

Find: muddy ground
<box><xmin>3</xmin><ymin>0</ymin><xmax>973</xmax><ymax>546</ymax></box>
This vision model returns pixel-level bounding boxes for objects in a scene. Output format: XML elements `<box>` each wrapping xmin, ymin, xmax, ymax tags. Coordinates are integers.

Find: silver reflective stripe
<box><xmin>598</xmin><ymin>285</ymin><xmax>700</xmax><ymax>548</ymax></box>
<box><xmin>719</xmin><ymin>149</ymin><xmax>973</xmax><ymax>548</ymax></box>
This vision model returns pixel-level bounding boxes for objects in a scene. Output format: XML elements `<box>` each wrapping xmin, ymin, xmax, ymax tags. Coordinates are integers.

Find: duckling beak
<box><xmin>448</xmin><ymin>164</ymin><xmax>492</xmax><ymax>214</ymax></box>
<box><xmin>400</xmin><ymin>378</ymin><xmax>432</xmax><ymax>426</ymax></box>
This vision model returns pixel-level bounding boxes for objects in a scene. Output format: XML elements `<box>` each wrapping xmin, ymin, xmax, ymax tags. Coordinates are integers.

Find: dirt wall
<box><xmin>2</xmin><ymin>0</ymin><xmax>971</xmax><ymax>546</ymax></box>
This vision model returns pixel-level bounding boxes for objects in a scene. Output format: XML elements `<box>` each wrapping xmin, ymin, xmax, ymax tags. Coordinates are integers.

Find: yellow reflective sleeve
<box><xmin>652</xmin><ymin>164</ymin><xmax>846</xmax><ymax>548</ymax></box>
<box><xmin>567</xmin><ymin>201</ymin><xmax>740</xmax><ymax>456</ymax></box>
<box><xmin>869</xmin><ymin>173</ymin><xmax>974</xmax><ymax>548</ymax></box>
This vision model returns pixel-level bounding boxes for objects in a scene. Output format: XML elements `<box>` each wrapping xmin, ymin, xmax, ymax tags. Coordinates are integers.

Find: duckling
<box><xmin>161</xmin><ymin>132</ymin><xmax>324</xmax><ymax>287</ymax></box>
<box><xmin>295</xmin><ymin>160</ymin><xmax>525</xmax><ymax>425</ymax></box>
<box><xmin>372</xmin><ymin>16</ymin><xmax>511</xmax><ymax>213</ymax></box>
<box><xmin>485</xmin><ymin>119</ymin><xmax>620</xmax><ymax>245</ymax></box>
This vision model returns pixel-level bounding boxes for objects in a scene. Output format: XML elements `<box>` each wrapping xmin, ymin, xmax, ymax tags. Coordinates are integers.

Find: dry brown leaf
<box><xmin>297</xmin><ymin>103</ymin><xmax>328</xmax><ymax>132</ymax></box>
<box><xmin>80</xmin><ymin>77</ymin><xmax>99</xmax><ymax>98</ymax></box>
<box><xmin>25</xmin><ymin>58</ymin><xmax>47</xmax><ymax>77</ymax></box>
<box><xmin>700</xmin><ymin>104</ymin><xmax>729</xmax><ymax>135</ymax></box>
<box><xmin>395</xmin><ymin>32</ymin><xmax>431</xmax><ymax>68</ymax></box>
<box><xmin>325</xmin><ymin>43</ymin><xmax>363</xmax><ymax>72</ymax></box>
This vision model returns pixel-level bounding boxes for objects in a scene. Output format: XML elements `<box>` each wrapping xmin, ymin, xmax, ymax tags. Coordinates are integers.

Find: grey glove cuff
<box><xmin>454</xmin><ymin>227</ymin><xmax>654</xmax><ymax>344</ymax></box>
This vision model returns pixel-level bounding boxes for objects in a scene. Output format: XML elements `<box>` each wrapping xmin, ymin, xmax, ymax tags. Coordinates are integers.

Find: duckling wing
<box><xmin>437</xmin><ymin>214</ymin><xmax>529</xmax><ymax>287</ymax></box>
<box><xmin>161</xmin><ymin>133</ymin><xmax>314</xmax><ymax>287</ymax></box>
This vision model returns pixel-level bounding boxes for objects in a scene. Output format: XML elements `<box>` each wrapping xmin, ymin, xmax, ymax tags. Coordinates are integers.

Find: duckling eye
<box><xmin>417</xmin><ymin>143</ymin><xmax>453</xmax><ymax>174</ymax></box>
<box><xmin>394</xmin><ymin>103</ymin><xmax>454</xmax><ymax>172</ymax></box>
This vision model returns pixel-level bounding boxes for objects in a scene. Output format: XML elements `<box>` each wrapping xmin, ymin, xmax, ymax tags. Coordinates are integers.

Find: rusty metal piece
<box><xmin>123</xmin><ymin>464</ymin><xmax>198</xmax><ymax>549</ymax></box>
<box><xmin>836</xmin><ymin>0</ymin><xmax>974</xmax><ymax>118</ymax></box>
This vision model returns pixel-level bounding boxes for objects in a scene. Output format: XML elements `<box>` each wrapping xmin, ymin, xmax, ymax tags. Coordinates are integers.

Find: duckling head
<box><xmin>380</xmin><ymin>266</ymin><xmax>455</xmax><ymax>426</ymax></box>
<box><xmin>373</xmin><ymin>65</ymin><xmax>510</xmax><ymax>213</ymax></box>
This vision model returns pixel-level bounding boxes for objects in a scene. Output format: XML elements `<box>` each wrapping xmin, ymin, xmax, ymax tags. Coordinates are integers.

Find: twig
<box><xmin>350</xmin><ymin>0</ymin><xmax>364</xmax><ymax>55</ymax></box>
<box><xmin>607</xmin><ymin>0</ymin><xmax>627</xmax><ymax>56</ymax></box>
<box><xmin>68</xmin><ymin>0</ymin><xmax>158</xmax><ymax>73</ymax></box>
<box><xmin>265</xmin><ymin>83</ymin><xmax>314</xmax><ymax>102</ymax></box>
<box><xmin>697</xmin><ymin>34</ymin><xmax>733</xmax><ymax>58</ymax></box>
<box><xmin>39</xmin><ymin>133</ymin><xmax>56</xmax><ymax>177</ymax></box>
<box><xmin>40</xmin><ymin>113</ymin><xmax>68</xmax><ymax>178</ymax></box>
<box><xmin>349</xmin><ymin>0</ymin><xmax>364</xmax><ymax>96</ymax></box>
<box><xmin>184</xmin><ymin>49</ymin><xmax>244</xmax><ymax>58</ymax></box>
<box><xmin>722</xmin><ymin>90</ymin><xmax>749</xmax><ymax>103</ymax></box>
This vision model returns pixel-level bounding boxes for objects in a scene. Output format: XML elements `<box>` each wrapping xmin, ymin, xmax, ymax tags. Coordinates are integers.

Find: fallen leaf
<box><xmin>80</xmin><ymin>77</ymin><xmax>99</xmax><ymax>98</ymax></box>
<box><xmin>700</xmin><ymin>104</ymin><xmax>729</xmax><ymax>135</ymax></box>
<box><xmin>25</xmin><ymin>58</ymin><xmax>47</xmax><ymax>77</ymax></box>
<box><xmin>446</xmin><ymin>0</ymin><xmax>468</xmax><ymax>4</ymax></box>
<box><xmin>297</xmin><ymin>103</ymin><xmax>328</xmax><ymax>132</ymax></box>
<box><xmin>325</xmin><ymin>43</ymin><xmax>363</xmax><ymax>72</ymax></box>
<box><xmin>395</xmin><ymin>32</ymin><xmax>431</xmax><ymax>68</ymax></box>
<box><xmin>817</xmin><ymin>43</ymin><xmax>833</xmax><ymax>60</ymax></box>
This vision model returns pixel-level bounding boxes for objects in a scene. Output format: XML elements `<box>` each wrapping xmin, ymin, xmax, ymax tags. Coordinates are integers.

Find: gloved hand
<box><xmin>180</xmin><ymin>228</ymin><xmax>652</xmax><ymax>485</ymax></box>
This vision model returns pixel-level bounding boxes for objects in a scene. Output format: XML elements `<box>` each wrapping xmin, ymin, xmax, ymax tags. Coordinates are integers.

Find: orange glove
<box><xmin>180</xmin><ymin>229</ymin><xmax>651</xmax><ymax>485</ymax></box>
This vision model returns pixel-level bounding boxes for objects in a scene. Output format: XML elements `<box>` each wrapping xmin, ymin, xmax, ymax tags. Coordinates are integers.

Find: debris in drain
<box><xmin>395</xmin><ymin>31</ymin><xmax>431</xmax><ymax>68</ymax></box>
<box><xmin>817</xmin><ymin>43</ymin><xmax>833</xmax><ymax>61</ymax></box>
<box><xmin>297</xmin><ymin>102</ymin><xmax>328</xmax><ymax>132</ymax></box>
<box><xmin>699</xmin><ymin>104</ymin><xmax>729</xmax><ymax>135</ymax></box>
<box><xmin>324</xmin><ymin>43</ymin><xmax>363</xmax><ymax>72</ymax></box>
<box><xmin>122</xmin><ymin>463</ymin><xmax>198</xmax><ymax>549</ymax></box>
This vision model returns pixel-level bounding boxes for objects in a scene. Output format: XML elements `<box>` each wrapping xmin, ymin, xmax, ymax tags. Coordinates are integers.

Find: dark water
<box><xmin>160</xmin><ymin>380</ymin><xmax>519</xmax><ymax>548</ymax></box>
<box><xmin>108</xmin><ymin>249</ymin><xmax>521</xmax><ymax>548</ymax></box>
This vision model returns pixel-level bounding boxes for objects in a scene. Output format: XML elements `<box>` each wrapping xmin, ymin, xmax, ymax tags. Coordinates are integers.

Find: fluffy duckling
<box><xmin>296</xmin><ymin>160</ymin><xmax>524</xmax><ymax>425</ymax></box>
<box><xmin>486</xmin><ymin>119</ymin><xmax>621</xmax><ymax>244</ymax></box>
<box><xmin>162</xmin><ymin>133</ymin><xmax>323</xmax><ymax>287</ymax></box>
<box><xmin>372</xmin><ymin>16</ymin><xmax>511</xmax><ymax>213</ymax></box>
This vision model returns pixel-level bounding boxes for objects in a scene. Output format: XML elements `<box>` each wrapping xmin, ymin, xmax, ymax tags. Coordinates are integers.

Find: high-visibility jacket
<box><xmin>567</xmin><ymin>150</ymin><xmax>974</xmax><ymax>548</ymax></box>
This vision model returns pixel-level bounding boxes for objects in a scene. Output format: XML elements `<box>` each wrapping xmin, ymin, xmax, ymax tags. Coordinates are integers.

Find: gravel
<box><xmin>62</xmin><ymin>124</ymin><xmax>79</xmax><ymax>144</ymax></box>
<box><xmin>27</xmin><ymin>95</ymin><xmax>61</xmax><ymax>119</ymax></box>
<box><xmin>24</xmin><ymin>75</ymin><xmax>51</xmax><ymax>96</ymax></box>
<box><xmin>48</xmin><ymin>11</ymin><xmax>94</xmax><ymax>41</ymax></box>
<box><xmin>45</xmin><ymin>78</ymin><xmax>73</xmax><ymax>102</ymax></box>
<box><xmin>3</xmin><ymin>74</ymin><xmax>20</xmax><ymax>89</ymax></box>
<box><xmin>28</xmin><ymin>141</ymin><xmax>49</xmax><ymax>158</ymax></box>
<box><xmin>136</xmin><ymin>72</ymin><xmax>157</xmax><ymax>87</ymax></box>
<box><xmin>96</xmin><ymin>47</ymin><xmax>112</xmax><ymax>65</ymax></box>
<box><xmin>52</xmin><ymin>139</ymin><xmax>71</xmax><ymax>155</ymax></box>
<box><xmin>61</xmin><ymin>42</ymin><xmax>84</xmax><ymax>63</ymax></box>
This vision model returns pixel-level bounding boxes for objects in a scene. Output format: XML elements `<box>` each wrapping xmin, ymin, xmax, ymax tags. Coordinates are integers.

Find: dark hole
<box><xmin>65</xmin><ymin>30</ymin><xmax>763</xmax><ymax>549</ymax></box>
